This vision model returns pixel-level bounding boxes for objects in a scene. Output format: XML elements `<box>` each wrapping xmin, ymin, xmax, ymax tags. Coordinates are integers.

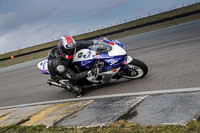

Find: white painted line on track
<box><xmin>0</xmin><ymin>87</ymin><xmax>200</xmax><ymax>110</ymax></box>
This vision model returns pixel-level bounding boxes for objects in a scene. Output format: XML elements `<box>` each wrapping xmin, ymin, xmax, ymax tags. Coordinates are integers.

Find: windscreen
<box><xmin>91</xmin><ymin>41</ymin><xmax>112</xmax><ymax>54</ymax></box>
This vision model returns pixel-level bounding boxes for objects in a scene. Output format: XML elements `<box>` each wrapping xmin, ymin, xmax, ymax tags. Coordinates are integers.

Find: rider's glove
<box><xmin>87</xmin><ymin>68</ymin><xmax>101</xmax><ymax>77</ymax></box>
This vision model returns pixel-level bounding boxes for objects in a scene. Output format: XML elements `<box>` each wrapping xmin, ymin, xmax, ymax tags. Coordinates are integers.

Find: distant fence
<box><xmin>82</xmin><ymin>9</ymin><xmax>200</xmax><ymax>40</ymax></box>
<box><xmin>0</xmin><ymin>8</ymin><xmax>200</xmax><ymax>62</ymax></box>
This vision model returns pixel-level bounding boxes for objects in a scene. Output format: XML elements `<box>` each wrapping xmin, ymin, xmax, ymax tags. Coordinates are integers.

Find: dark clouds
<box><xmin>0</xmin><ymin>0</ymin><xmax>196</xmax><ymax>53</ymax></box>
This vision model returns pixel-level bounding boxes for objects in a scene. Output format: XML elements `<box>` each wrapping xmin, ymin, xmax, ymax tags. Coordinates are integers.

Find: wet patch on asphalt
<box><xmin>56</xmin><ymin>96</ymin><xmax>147</xmax><ymax>127</ymax></box>
<box><xmin>125</xmin><ymin>92</ymin><xmax>200</xmax><ymax>125</ymax></box>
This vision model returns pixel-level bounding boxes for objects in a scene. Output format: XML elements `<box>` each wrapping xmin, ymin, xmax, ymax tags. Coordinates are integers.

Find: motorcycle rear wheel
<box><xmin>122</xmin><ymin>58</ymin><xmax>148</xmax><ymax>79</ymax></box>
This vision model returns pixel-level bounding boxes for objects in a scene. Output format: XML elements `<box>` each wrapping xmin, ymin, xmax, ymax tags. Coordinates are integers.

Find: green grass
<box><xmin>74</xmin><ymin>3</ymin><xmax>200</xmax><ymax>40</ymax></box>
<box><xmin>0</xmin><ymin>40</ymin><xmax>58</xmax><ymax>60</ymax></box>
<box><xmin>0</xmin><ymin>120</ymin><xmax>200</xmax><ymax>133</ymax></box>
<box><xmin>0</xmin><ymin>3</ymin><xmax>200</xmax><ymax>68</ymax></box>
<box><xmin>108</xmin><ymin>13</ymin><xmax>200</xmax><ymax>39</ymax></box>
<box><xmin>0</xmin><ymin>50</ymin><xmax>49</xmax><ymax>68</ymax></box>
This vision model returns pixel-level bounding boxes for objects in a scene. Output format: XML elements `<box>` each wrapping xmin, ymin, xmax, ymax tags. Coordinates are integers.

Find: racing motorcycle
<box><xmin>37</xmin><ymin>38</ymin><xmax>148</xmax><ymax>96</ymax></box>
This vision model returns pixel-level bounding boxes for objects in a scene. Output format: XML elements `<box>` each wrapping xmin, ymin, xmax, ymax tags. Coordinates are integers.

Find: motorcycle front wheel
<box><xmin>122</xmin><ymin>58</ymin><xmax>148</xmax><ymax>79</ymax></box>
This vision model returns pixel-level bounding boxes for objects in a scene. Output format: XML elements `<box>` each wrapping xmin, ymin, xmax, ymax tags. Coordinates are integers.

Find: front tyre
<box><xmin>122</xmin><ymin>58</ymin><xmax>148</xmax><ymax>79</ymax></box>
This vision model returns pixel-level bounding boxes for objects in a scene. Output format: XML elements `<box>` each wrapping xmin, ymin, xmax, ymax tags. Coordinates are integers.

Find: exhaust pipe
<box><xmin>47</xmin><ymin>80</ymin><xmax>66</xmax><ymax>89</ymax></box>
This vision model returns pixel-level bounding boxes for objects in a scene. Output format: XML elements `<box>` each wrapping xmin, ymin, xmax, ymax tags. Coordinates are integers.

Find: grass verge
<box><xmin>108</xmin><ymin>13</ymin><xmax>200</xmax><ymax>39</ymax></box>
<box><xmin>0</xmin><ymin>120</ymin><xmax>200</xmax><ymax>133</ymax></box>
<box><xmin>0</xmin><ymin>50</ymin><xmax>49</xmax><ymax>68</ymax></box>
<box><xmin>0</xmin><ymin>3</ymin><xmax>200</xmax><ymax>68</ymax></box>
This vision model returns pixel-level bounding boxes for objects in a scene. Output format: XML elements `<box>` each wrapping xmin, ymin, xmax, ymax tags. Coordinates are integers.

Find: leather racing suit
<box><xmin>47</xmin><ymin>40</ymin><xmax>94</xmax><ymax>85</ymax></box>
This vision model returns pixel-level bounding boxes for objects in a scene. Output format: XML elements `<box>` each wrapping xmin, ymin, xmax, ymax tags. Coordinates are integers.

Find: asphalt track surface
<box><xmin>0</xmin><ymin>20</ymin><xmax>200</xmax><ymax>107</ymax></box>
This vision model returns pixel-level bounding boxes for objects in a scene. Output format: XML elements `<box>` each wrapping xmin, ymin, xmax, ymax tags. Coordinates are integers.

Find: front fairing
<box><xmin>73</xmin><ymin>39</ymin><xmax>128</xmax><ymax>71</ymax></box>
<box><xmin>74</xmin><ymin>60</ymin><xmax>95</xmax><ymax>71</ymax></box>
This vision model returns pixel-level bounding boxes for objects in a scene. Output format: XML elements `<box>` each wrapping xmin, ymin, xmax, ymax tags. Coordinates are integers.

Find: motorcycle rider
<box><xmin>48</xmin><ymin>35</ymin><xmax>97</xmax><ymax>97</ymax></box>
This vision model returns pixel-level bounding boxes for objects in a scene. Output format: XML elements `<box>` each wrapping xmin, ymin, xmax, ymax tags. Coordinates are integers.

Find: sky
<box><xmin>0</xmin><ymin>0</ymin><xmax>199</xmax><ymax>54</ymax></box>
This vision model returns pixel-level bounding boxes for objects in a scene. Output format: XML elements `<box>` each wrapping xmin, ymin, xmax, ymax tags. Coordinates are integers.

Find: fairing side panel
<box><xmin>37</xmin><ymin>58</ymin><xmax>49</xmax><ymax>75</ymax></box>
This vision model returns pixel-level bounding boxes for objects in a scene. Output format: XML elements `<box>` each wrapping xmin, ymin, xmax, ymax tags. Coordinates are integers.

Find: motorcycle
<box><xmin>37</xmin><ymin>38</ymin><xmax>148</xmax><ymax>96</ymax></box>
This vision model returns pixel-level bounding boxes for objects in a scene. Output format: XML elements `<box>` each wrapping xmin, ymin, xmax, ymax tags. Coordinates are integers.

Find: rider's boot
<box><xmin>73</xmin><ymin>85</ymin><xmax>83</xmax><ymax>97</ymax></box>
<box><xmin>60</xmin><ymin>80</ymin><xmax>83</xmax><ymax>97</ymax></box>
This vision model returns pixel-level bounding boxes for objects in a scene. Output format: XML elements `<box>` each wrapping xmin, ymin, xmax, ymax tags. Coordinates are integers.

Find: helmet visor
<box><xmin>58</xmin><ymin>40</ymin><xmax>75</xmax><ymax>56</ymax></box>
<box><xmin>66</xmin><ymin>43</ymin><xmax>76</xmax><ymax>48</ymax></box>
<box><xmin>62</xmin><ymin>46</ymin><xmax>75</xmax><ymax>55</ymax></box>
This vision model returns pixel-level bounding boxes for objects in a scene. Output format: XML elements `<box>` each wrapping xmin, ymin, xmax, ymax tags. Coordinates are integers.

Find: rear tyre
<box><xmin>122</xmin><ymin>58</ymin><xmax>148</xmax><ymax>79</ymax></box>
